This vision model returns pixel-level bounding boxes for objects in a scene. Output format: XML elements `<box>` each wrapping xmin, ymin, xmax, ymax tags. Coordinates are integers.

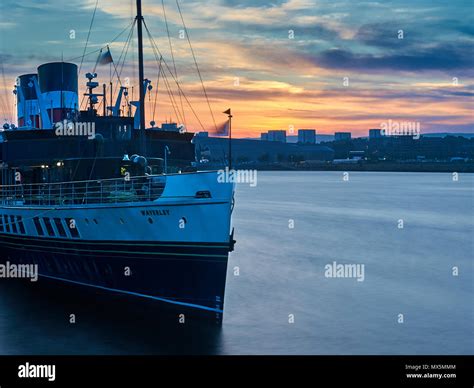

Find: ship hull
<box><xmin>0</xmin><ymin>234</ymin><xmax>229</xmax><ymax>323</ymax></box>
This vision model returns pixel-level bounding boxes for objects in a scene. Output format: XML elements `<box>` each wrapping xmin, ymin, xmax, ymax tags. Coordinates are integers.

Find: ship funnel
<box><xmin>37</xmin><ymin>62</ymin><xmax>78</xmax><ymax>126</ymax></box>
<box><xmin>16</xmin><ymin>73</ymin><xmax>40</xmax><ymax>128</ymax></box>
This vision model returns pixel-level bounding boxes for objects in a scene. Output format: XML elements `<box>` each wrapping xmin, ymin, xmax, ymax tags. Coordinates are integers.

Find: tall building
<box><xmin>335</xmin><ymin>132</ymin><xmax>351</xmax><ymax>141</ymax></box>
<box><xmin>369</xmin><ymin>128</ymin><xmax>383</xmax><ymax>139</ymax></box>
<box><xmin>267</xmin><ymin>130</ymin><xmax>287</xmax><ymax>143</ymax></box>
<box><xmin>298</xmin><ymin>129</ymin><xmax>316</xmax><ymax>144</ymax></box>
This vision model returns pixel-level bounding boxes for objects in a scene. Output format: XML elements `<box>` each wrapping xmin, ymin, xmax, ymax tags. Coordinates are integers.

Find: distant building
<box><xmin>267</xmin><ymin>130</ymin><xmax>286</xmax><ymax>143</ymax></box>
<box><xmin>260</xmin><ymin>132</ymin><xmax>268</xmax><ymax>141</ymax></box>
<box><xmin>298</xmin><ymin>129</ymin><xmax>316</xmax><ymax>144</ymax></box>
<box><xmin>335</xmin><ymin>132</ymin><xmax>351</xmax><ymax>141</ymax></box>
<box><xmin>369</xmin><ymin>128</ymin><xmax>383</xmax><ymax>139</ymax></box>
<box><xmin>194</xmin><ymin>137</ymin><xmax>334</xmax><ymax>165</ymax></box>
<box><xmin>196</xmin><ymin>131</ymin><xmax>209</xmax><ymax>137</ymax></box>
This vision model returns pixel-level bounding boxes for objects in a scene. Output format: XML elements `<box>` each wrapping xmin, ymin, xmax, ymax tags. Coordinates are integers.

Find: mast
<box><xmin>136</xmin><ymin>0</ymin><xmax>146</xmax><ymax>156</ymax></box>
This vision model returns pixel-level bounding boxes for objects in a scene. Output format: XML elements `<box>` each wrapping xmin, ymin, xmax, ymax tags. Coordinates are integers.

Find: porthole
<box><xmin>148</xmin><ymin>217</ymin><xmax>153</xmax><ymax>224</ymax></box>
<box><xmin>119</xmin><ymin>218</ymin><xmax>125</xmax><ymax>224</ymax></box>
<box><xmin>85</xmin><ymin>219</ymin><xmax>90</xmax><ymax>224</ymax></box>
<box><xmin>93</xmin><ymin>219</ymin><xmax>98</xmax><ymax>225</ymax></box>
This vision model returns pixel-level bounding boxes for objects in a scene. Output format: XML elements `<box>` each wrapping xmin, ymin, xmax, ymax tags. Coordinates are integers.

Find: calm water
<box><xmin>0</xmin><ymin>171</ymin><xmax>472</xmax><ymax>355</ymax></box>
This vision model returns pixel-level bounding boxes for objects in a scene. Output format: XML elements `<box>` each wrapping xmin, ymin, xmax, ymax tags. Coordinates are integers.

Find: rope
<box><xmin>175</xmin><ymin>0</ymin><xmax>217</xmax><ymax>131</ymax></box>
<box><xmin>143</xmin><ymin>20</ymin><xmax>206</xmax><ymax>131</ymax></box>
<box><xmin>162</xmin><ymin>0</ymin><xmax>186</xmax><ymax>127</ymax></box>
<box><xmin>67</xmin><ymin>20</ymin><xmax>135</xmax><ymax>62</ymax></box>
<box><xmin>80</xmin><ymin>20</ymin><xmax>136</xmax><ymax>111</ymax></box>
<box><xmin>144</xmin><ymin>25</ymin><xmax>183</xmax><ymax>124</ymax></box>
<box><xmin>0</xmin><ymin>62</ymin><xmax>13</xmax><ymax>123</ymax></box>
<box><xmin>0</xmin><ymin>76</ymin><xmax>8</xmax><ymax>123</ymax></box>
<box><xmin>110</xmin><ymin>20</ymin><xmax>136</xmax><ymax>109</ymax></box>
<box><xmin>78</xmin><ymin>0</ymin><xmax>99</xmax><ymax>76</ymax></box>
<box><xmin>152</xmin><ymin>57</ymin><xmax>163</xmax><ymax>123</ymax></box>
<box><xmin>161</xmin><ymin>67</ymin><xmax>185</xmax><ymax>124</ymax></box>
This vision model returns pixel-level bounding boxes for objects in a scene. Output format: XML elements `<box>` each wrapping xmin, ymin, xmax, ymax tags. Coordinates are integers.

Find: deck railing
<box><xmin>0</xmin><ymin>175</ymin><xmax>166</xmax><ymax>206</ymax></box>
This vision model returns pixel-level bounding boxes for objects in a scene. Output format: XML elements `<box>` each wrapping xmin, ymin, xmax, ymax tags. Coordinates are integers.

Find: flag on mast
<box><xmin>209</xmin><ymin>109</ymin><xmax>232</xmax><ymax>135</ymax></box>
<box><xmin>97</xmin><ymin>46</ymin><xmax>113</xmax><ymax>65</ymax></box>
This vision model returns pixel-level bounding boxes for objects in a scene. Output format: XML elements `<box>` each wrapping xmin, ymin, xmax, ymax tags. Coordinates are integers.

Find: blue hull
<box><xmin>0</xmin><ymin>233</ymin><xmax>230</xmax><ymax>323</ymax></box>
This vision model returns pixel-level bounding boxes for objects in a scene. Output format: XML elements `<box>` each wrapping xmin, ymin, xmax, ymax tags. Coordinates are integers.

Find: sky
<box><xmin>0</xmin><ymin>0</ymin><xmax>473</xmax><ymax>138</ymax></box>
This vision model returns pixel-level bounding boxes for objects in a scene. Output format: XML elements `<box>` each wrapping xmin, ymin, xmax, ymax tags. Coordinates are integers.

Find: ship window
<box><xmin>93</xmin><ymin>219</ymin><xmax>98</xmax><ymax>225</ymax></box>
<box><xmin>33</xmin><ymin>217</ymin><xmax>44</xmax><ymax>236</ymax></box>
<box><xmin>43</xmin><ymin>218</ymin><xmax>55</xmax><ymax>237</ymax></box>
<box><xmin>148</xmin><ymin>217</ymin><xmax>153</xmax><ymax>224</ymax></box>
<box><xmin>10</xmin><ymin>215</ymin><xmax>18</xmax><ymax>234</ymax></box>
<box><xmin>53</xmin><ymin>218</ymin><xmax>67</xmax><ymax>237</ymax></box>
<box><xmin>17</xmin><ymin>216</ymin><xmax>26</xmax><ymax>234</ymax></box>
<box><xmin>0</xmin><ymin>215</ymin><xmax>3</xmax><ymax>232</ymax></box>
<box><xmin>66</xmin><ymin>218</ymin><xmax>80</xmax><ymax>238</ymax></box>
<box><xmin>85</xmin><ymin>218</ymin><xmax>90</xmax><ymax>224</ymax></box>
<box><xmin>4</xmin><ymin>215</ymin><xmax>10</xmax><ymax>233</ymax></box>
<box><xmin>195</xmin><ymin>191</ymin><xmax>212</xmax><ymax>199</ymax></box>
<box><xmin>119</xmin><ymin>218</ymin><xmax>125</xmax><ymax>224</ymax></box>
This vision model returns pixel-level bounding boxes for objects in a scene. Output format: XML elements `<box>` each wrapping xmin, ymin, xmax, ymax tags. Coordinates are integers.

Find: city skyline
<box><xmin>0</xmin><ymin>0</ymin><xmax>473</xmax><ymax>137</ymax></box>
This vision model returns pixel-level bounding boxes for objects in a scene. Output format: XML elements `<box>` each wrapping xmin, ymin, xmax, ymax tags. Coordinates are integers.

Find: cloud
<box><xmin>0</xmin><ymin>0</ymin><xmax>472</xmax><ymax>136</ymax></box>
<box><xmin>313</xmin><ymin>42</ymin><xmax>474</xmax><ymax>73</ymax></box>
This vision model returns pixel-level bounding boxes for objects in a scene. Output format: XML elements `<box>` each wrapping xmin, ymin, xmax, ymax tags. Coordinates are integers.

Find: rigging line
<box><xmin>82</xmin><ymin>19</ymin><xmax>134</xmax><ymax>113</ymax></box>
<box><xmin>150</xmin><ymin>46</ymin><xmax>183</xmax><ymax>124</ymax></box>
<box><xmin>79</xmin><ymin>95</ymin><xmax>86</xmax><ymax>111</ymax></box>
<box><xmin>0</xmin><ymin>73</ymin><xmax>8</xmax><ymax>122</ymax></box>
<box><xmin>175</xmin><ymin>0</ymin><xmax>217</xmax><ymax>131</ymax></box>
<box><xmin>152</xmin><ymin>57</ymin><xmax>163</xmax><ymax>122</ymax></box>
<box><xmin>78</xmin><ymin>0</ymin><xmax>99</xmax><ymax>77</ymax></box>
<box><xmin>143</xmin><ymin>21</ymin><xmax>206</xmax><ymax>131</ymax></box>
<box><xmin>78</xmin><ymin>21</ymin><xmax>136</xmax><ymax>111</ymax></box>
<box><xmin>66</xmin><ymin>19</ymin><xmax>135</xmax><ymax>62</ymax></box>
<box><xmin>110</xmin><ymin>58</ymin><xmax>129</xmax><ymax>112</ymax></box>
<box><xmin>0</xmin><ymin>64</ymin><xmax>6</xmax><ymax>118</ymax></box>
<box><xmin>108</xmin><ymin>21</ymin><xmax>135</xmax><ymax>110</ymax></box>
<box><xmin>161</xmin><ymin>0</ymin><xmax>186</xmax><ymax>126</ymax></box>
<box><xmin>147</xmin><ymin>32</ymin><xmax>185</xmax><ymax>125</ymax></box>
<box><xmin>0</xmin><ymin>62</ymin><xmax>12</xmax><ymax>122</ymax></box>
<box><xmin>150</xmin><ymin>42</ymin><xmax>184</xmax><ymax>124</ymax></box>
<box><xmin>161</xmin><ymin>68</ymin><xmax>184</xmax><ymax>124</ymax></box>
<box><xmin>111</xmin><ymin>20</ymin><xmax>136</xmax><ymax>106</ymax></box>
<box><xmin>145</xmin><ymin>22</ymin><xmax>197</xmax><ymax>128</ymax></box>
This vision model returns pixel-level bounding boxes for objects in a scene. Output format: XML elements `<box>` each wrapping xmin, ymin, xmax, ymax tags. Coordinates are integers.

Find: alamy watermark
<box><xmin>324</xmin><ymin>261</ymin><xmax>365</xmax><ymax>282</ymax></box>
<box><xmin>381</xmin><ymin>119</ymin><xmax>420</xmax><ymax>139</ymax></box>
<box><xmin>0</xmin><ymin>261</ymin><xmax>38</xmax><ymax>282</ymax></box>
<box><xmin>18</xmin><ymin>362</ymin><xmax>55</xmax><ymax>382</ymax></box>
<box><xmin>217</xmin><ymin>167</ymin><xmax>258</xmax><ymax>187</ymax></box>
<box><xmin>55</xmin><ymin>120</ymin><xmax>95</xmax><ymax>139</ymax></box>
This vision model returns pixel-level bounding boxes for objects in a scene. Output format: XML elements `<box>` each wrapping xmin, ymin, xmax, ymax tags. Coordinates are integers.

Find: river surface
<box><xmin>0</xmin><ymin>171</ymin><xmax>472</xmax><ymax>354</ymax></box>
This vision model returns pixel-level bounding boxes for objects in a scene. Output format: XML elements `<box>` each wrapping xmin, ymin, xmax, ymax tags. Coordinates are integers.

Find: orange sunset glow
<box><xmin>0</xmin><ymin>0</ymin><xmax>472</xmax><ymax>138</ymax></box>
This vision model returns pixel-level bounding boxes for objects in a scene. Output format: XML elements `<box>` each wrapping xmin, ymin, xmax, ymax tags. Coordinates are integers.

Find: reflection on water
<box><xmin>0</xmin><ymin>279</ymin><xmax>223</xmax><ymax>355</ymax></box>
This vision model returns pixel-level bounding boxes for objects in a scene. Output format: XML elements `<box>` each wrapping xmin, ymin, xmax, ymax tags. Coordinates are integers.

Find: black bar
<box><xmin>0</xmin><ymin>356</ymin><xmax>472</xmax><ymax>386</ymax></box>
